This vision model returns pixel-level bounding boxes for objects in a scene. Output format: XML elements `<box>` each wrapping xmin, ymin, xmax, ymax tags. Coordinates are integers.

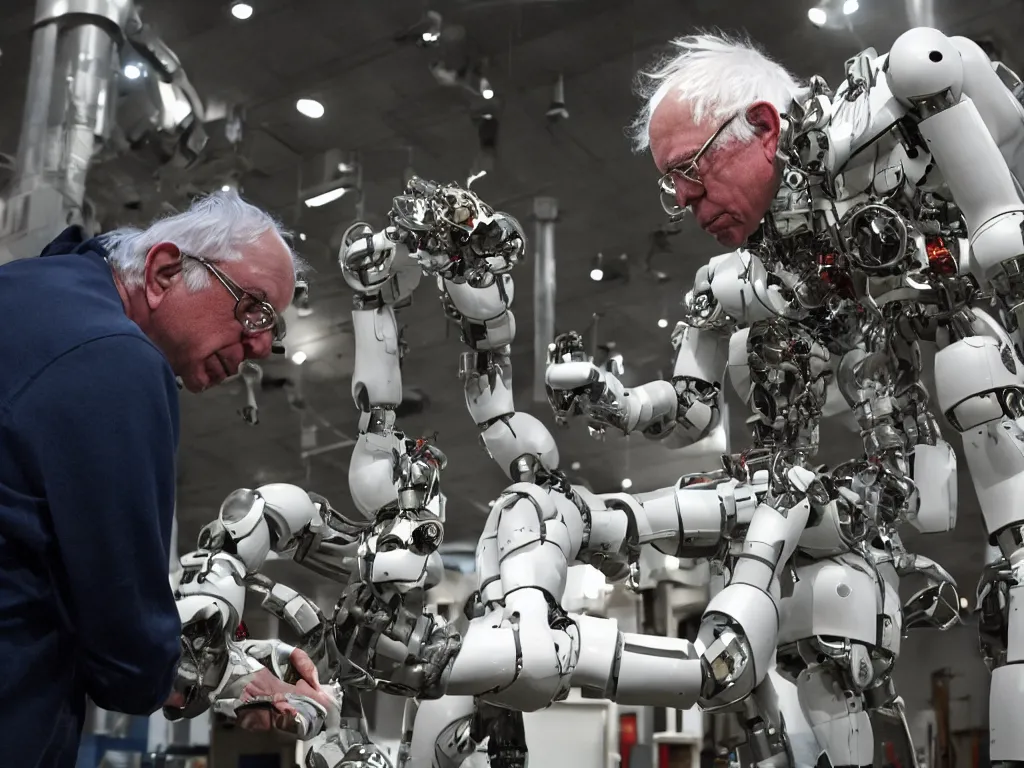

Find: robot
<box><xmin>335</xmin><ymin>32</ymin><xmax>1007</xmax><ymax>768</ymax></box>
<box><xmin>542</xmin><ymin>26</ymin><xmax>1024</xmax><ymax>768</ymax></box>
<box><xmin>167</xmin><ymin>481</ymin><xmax>372</xmax><ymax>764</ymax></box>
<box><xmin>166</xmin><ymin>352</ymin><xmax>462</xmax><ymax>767</ymax></box>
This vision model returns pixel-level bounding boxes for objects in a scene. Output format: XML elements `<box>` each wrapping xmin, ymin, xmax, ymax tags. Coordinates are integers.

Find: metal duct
<box><xmin>533</xmin><ymin>197</ymin><xmax>558</xmax><ymax>402</ymax></box>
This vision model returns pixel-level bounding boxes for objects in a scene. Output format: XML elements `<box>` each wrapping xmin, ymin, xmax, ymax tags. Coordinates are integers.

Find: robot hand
<box><xmin>389</xmin><ymin>177</ymin><xmax>526</xmax><ymax>288</ymax></box>
<box><xmin>334</xmin><ymin>580</ymin><xmax>460</xmax><ymax>699</ymax></box>
<box><xmin>340</xmin><ymin>224</ymin><xmax>411</xmax><ymax>297</ymax></box>
<box><xmin>545</xmin><ymin>331</ymin><xmax>632</xmax><ymax>434</ymax></box>
<box><xmin>307</xmin><ymin>738</ymin><xmax>394</xmax><ymax>768</ymax></box>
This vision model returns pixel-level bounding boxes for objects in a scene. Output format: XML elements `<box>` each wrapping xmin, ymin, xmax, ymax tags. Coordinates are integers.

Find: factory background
<box><xmin>0</xmin><ymin>0</ymin><xmax>1007</xmax><ymax>766</ymax></box>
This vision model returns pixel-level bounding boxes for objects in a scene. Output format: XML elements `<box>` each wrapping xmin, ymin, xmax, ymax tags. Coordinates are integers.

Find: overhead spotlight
<box><xmin>480</xmin><ymin>77</ymin><xmax>494</xmax><ymax>100</ymax></box>
<box><xmin>807</xmin><ymin>0</ymin><xmax>858</xmax><ymax>28</ymax></box>
<box><xmin>221</xmin><ymin>184</ymin><xmax>231</xmax><ymax>192</ymax></box>
<box><xmin>658</xmin><ymin>318</ymin><xmax>669</xmax><ymax>328</ymax></box>
<box><xmin>231</xmin><ymin>2</ymin><xmax>253</xmax><ymax>20</ymax></box>
<box><xmin>621</xmin><ymin>478</ymin><xmax>633</xmax><ymax>490</ymax></box>
<box><xmin>123</xmin><ymin>63</ymin><xmax>142</xmax><ymax>80</ymax></box>
<box><xmin>401</xmin><ymin>10</ymin><xmax>442</xmax><ymax>46</ymax></box>
<box><xmin>959</xmin><ymin>597</ymin><xmax>970</xmax><ymax>609</ymax></box>
<box><xmin>570</xmin><ymin>461</ymin><xmax>581</xmax><ymax>471</ymax></box>
<box><xmin>589</xmin><ymin>252</ymin><xmax>630</xmax><ymax>282</ymax></box>
<box><xmin>304</xmin><ymin>187</ymin><xmax>347</xmax><ymax>208</ymax></box>
<box><xmin>546</xmin><ymin>73</ymin><xmax>569</xmax><ymax>122</ymax></box>
<box><xmin>292</xmin><ymin>351</ymin><xmax>307</xmax><ymax>365</ymax></box>
<box><xmin>296</xmin><ymin>98</ymin><xmax>325</xmax><ymax>119</ymax></box>
<box><xmin>299</xmin><ymin>232</ymin><xmax>307</xmax><ymax>242</ymax></box>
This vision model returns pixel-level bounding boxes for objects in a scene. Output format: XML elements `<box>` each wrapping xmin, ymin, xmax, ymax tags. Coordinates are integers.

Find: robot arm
<box><xmin>694</xmin><ymin>471</ymin><xmax>814</xmax><ymax>710</ymax></box>
<box><xmin>168</xmin><ymin>483</ymin><xmax>340</xmax><ymax>720</ymax></box>
<box><xmin>544</xmin><ymin>250</ymin><xmax>783</xmax><ymax>448</ymax></box>
<box><xmin>446</xmin><ymin>274</ymin><xmax>560</xmax><ymax>482</ymax></box>
<box><xmin>885</xmin><ymin>30</ymin><xmax>1024</xmax><ymax>327</ymax></box>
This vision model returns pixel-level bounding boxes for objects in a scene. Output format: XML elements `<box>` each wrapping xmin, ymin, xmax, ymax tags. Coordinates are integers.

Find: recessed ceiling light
<box><xmin>123</xmin><ymin>64</ymin><xmax>142</xmax><ymax>80</ymax></box>
<box><xmin>299</xmin><ymin>232</ymin><xmax>307</xmax><ymax>241</ymax></box>
<box><xmin>296</xmin><ymin>98</ymin><xmax>325</xmax><ymax>119</ymax></box>
<box><xmin>231</xmin><ymin>2</ymin><xmax>253</xmax><ymax>20</ymax></box>
<box><xmin>292</xmin><ymin>351</ymin><xmax>307</xmax><ymax>365</ymax></box>
<box><xmin>304</xmin><ymin>187</ymin><xmax>346</xmax><ymax>208</ymax></box>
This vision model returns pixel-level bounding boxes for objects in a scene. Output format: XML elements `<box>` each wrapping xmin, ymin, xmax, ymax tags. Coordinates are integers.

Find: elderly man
<box><xmin>0</xmin><ymin>190</ymin><xmax>311</xmax><ymax>767</ymax></box>
<box><xmin>628</xmin><ymin>34</ymin><xmax>806</xmax><ymax>247</ymax></box>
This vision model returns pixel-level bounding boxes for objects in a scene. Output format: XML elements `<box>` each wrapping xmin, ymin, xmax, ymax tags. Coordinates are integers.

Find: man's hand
<box><xmin>236</xmin><ymin>648</ymin><xmax>335</xmax><ymax>734</ymax></box>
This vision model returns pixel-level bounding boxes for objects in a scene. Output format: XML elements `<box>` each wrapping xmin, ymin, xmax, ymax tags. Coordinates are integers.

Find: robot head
<box><xmin>213</xmin><ymin>484</ymin><xmax>318</xmax><ymax>571</ymax></box>
<box><xmin>217</xmin><ymin>488</ymin><xmax>271</xmax><ymax>569</ymax></box>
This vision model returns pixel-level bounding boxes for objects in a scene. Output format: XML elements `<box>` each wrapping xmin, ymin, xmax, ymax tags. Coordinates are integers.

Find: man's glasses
<box><xmin>658</xmin><ymin>114</ymin><xmax>737</xmax><ymax>217</ymax></box>
<box><xmin>182</xmin><ymin>253</ymin><xmax>286</xmax><ymax>344</ymax></box>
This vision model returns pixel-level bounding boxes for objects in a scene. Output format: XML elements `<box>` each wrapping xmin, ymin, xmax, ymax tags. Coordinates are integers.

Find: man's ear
<box><xmin>746</xmin><ymin>101</ymin><xmax>782</xmax><ymax>162</ymax></box>
<box><xmin>144</xmin><ymin>242</ymin><xmax>183</xmax><ymax>309</ymax></box>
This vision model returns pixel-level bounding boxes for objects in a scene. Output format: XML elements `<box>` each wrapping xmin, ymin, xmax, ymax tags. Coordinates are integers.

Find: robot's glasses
<box><xmin>182</xmin><ymin>253</ymin><xmax>287</xmax><ymax>343</ymax></box>
<box><xmin>658</xmin><ymin>114</ymin><xmax>737</xmax><ymax>218</ymax></box>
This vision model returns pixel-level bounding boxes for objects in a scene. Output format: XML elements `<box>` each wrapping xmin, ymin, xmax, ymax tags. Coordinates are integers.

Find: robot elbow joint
<box><xmin>696</xmin><ymin>613</ymin><xmax>759</xmax><ymax>710</ymax></box>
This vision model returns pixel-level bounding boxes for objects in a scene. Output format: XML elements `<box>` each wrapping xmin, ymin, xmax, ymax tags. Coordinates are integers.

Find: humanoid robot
<box><xmin>167</xmin><ymin>333</ymin><xmax>463</xmax><ymax>768</ymax></box>
<box><xmin>336</xmin><ymin>31</ymin><xmax>1008</xmax><ymax>768</ymax></box>
<box><xmin>542</xmin><ymin>26</ymin><xmax>1024</xmax><ymax>768</ymax></box>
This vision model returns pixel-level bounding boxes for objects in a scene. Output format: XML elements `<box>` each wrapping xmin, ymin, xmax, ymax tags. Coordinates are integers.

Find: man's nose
<box><xmin>243</xmin><ymin>331</ymin><xmax>273</xmax><ymax>360</ymax></box>
<box><xmin>674</xmin><ymin>180</ymin><xmax>704</xmax><ymax>212</ymax></box>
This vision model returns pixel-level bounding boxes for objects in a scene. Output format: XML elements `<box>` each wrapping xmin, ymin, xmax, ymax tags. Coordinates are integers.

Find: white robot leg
<box><xmin>989</xmin><ymin>562</ymin><xmax>1024</xmax><ymax>764</ymax></box>
<box><xmin>404</xmin><ymin>696</ymin><xmax>481</xmax><ymax>768</ymax></box>
<box><xmin>796</xmin><ymin>666</ymin><xmax>873</xmax><ymax>768</ymax></box>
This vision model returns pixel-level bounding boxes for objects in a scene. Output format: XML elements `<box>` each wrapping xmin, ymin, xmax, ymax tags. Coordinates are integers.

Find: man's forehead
<box><xmin>229</xmin><ymin>239</ymin><xmax>295</xmax><ymax>307</ymax></box>
<box><xmin>650</xmin><ymin>98</ymin><xmax>704</xmax><ymax>170</ymax></box>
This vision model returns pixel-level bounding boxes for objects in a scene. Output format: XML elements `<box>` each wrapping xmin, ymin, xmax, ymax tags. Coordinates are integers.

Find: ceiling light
<box><xmin>296</xmin><ymin>98</ymin><xmax>325</xmax><ymax>119</ymax></box>
<box><xmin>480</xmin><ymin>78</ymin><xmax>494</xmax><ymax>100</ymax></box>
<box><xmin>231</xmin><ymin>2</ymin><xmax>253</xmax><ymax>19</ymax></box>
<box><xmin>291</xmin><ymin>351</ymin><xmax>307</xmax><ymax>365</ymax></box>
<box><xmin>337</xmin><ymin>162</ymin><xmax>356</xmax><ymax>173</ymax></box>
<box><xmin>570</xmin><ymin>461</ymin><xmax>581</xmax><ymax>471</ymax></box>
<box><xmin>590</xmin><ymin>268</ymin><xmax>604</xmax><ymax>281</ymax></box>
<box><xmin>621</xmin><ymin>478</ymin><xmax>633</xmax><ymax>490</ymax></box>
<box><xmin>221</xmin><ymin>184</ymin><xmax>231</xmax><ymax>192</ymax></box>
<box><xmin>959</xmin><ymin>596</ymin><xmax>969</xmax><ymax>609</ymax></box>
<box><xmin>807</xmin><ymin>6</ymin><xmax>827</xmax><ymax>25</ymax></box>
<box><xmin>299</xmin><ymin>232</ymin><xmax>307</xmax><ymax>241</ymax></box>
<box><xmin>658</xmin><ymin>318</ymin><xmax>669</xmax><ymax>328</ymax></box>
<box><xmin>304</xmin><ymin>187</ymin><xmax>347</xmax><ymax>208</ymax></box>
<box><xmin>123</xmin><ymin>64</ymin><xmax>142</xmax><ymax>80</ymax></box>
<box><xmin>842</xmin><ymin>0</ymin><xmax>858</xmax><ymax>12</ymax></box>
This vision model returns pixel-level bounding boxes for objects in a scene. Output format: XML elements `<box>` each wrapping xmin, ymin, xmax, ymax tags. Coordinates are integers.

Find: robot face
<box><xmin>218</xmin><ymin>488</ymin><xmax>266</xmax><ymax>540</ymax></box>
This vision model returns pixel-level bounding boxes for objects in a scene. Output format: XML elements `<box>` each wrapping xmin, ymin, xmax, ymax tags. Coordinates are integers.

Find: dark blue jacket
<box><xmin>0</xmin><ymin>227</ymin><xmax>182</xmax><ymax>767</ymax></box>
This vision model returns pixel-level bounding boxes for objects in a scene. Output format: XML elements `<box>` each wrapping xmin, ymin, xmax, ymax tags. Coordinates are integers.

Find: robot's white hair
<box><xmin>628</xmin><ymin>30</ymin><xmax>808</xmax><ymax>153</ymax></box>
<box><xmin>100</xmin><ymin>189</ymin><xmax>307</xmax><ymax>292</ymax></box>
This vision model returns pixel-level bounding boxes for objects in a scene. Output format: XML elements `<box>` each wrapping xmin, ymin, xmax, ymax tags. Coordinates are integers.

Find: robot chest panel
<box><xmin>730</xmin><ymin>321</ymin><xmax>833</xmax><ymax>424</ymax></box>
<box><xmin>777</xmin><ymin>552</ymin><xmax>881</xmax><ymax>647</ymax></box>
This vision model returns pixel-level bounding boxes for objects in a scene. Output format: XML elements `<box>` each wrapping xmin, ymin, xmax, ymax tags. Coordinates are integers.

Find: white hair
<box><xmin>100</xmin><ymin>189</ymin><xmax>306</xmax><ymax>292</ymax></box>
<box><xmin>628</xmin><ymin>31</ymin><xmax>808</xmax><ymax>153</ymax></box>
